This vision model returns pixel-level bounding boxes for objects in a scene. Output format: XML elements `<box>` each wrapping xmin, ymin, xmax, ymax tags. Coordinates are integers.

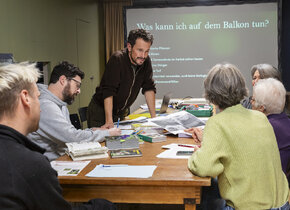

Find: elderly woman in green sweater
<box><xmin>186</xmin><ymin>63</ymin><xmax>289</xmax><ymax>210</ymax></box>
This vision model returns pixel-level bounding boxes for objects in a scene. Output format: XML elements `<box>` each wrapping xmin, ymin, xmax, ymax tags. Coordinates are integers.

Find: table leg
<box><xmin>184</xmin><ymin>198</ymin><xmax>196</xmax><ymax>210</ymax></box>
<box><xmin>185</xmin><ymin>203</ymin><xmax>196</xmax><ymax>210</ymax></box>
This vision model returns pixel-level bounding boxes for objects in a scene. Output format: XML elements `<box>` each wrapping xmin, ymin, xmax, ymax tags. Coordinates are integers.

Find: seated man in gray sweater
<box><xmin>28</xmin><ymin>61</ymin><xmax>120</xmax><ymax>161</ymax></box>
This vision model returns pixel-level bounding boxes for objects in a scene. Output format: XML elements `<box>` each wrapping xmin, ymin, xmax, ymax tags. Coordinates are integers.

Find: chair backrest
<box><xmin>69</xmin><ymin>113</ymin><xmax>81</xmax><ymax>129</ymax></box>
<box><xmin>78</xmin><ymin>106</ymin><xmax>88</xmax><ymax>123</ymax></box>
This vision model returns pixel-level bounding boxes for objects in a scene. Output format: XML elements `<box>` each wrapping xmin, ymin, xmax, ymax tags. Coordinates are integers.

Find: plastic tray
<box><xmin>180</xmin><ymin>105</ymin><xmax>213</xmax><ymax>117</ymax></box>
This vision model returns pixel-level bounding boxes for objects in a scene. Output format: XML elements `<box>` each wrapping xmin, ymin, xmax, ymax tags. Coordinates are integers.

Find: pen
<box><xmin>100</xmin><ymin>164</ymin><xmax>128</xmax><ymax>167</ymax></box>
<box><xmin>178</xmin><ymin>144</ymin><xmax>196</xmax><ymax>148</ymax></box>
<box><xmin>117</xmin><ymin>118</ymin><xmax>120</xmax><ymax>128</ymax></box>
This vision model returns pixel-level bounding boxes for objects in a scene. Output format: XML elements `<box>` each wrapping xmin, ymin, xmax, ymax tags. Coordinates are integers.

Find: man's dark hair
<box><xmin>127</xmin><ymin>29</ymin><xmax>154</xmax><ymax>47</ymax></box>
<box><xmin>49</xmin><ymin>61</ymin><xmax>84</xmax><ymax>84</ymax></box>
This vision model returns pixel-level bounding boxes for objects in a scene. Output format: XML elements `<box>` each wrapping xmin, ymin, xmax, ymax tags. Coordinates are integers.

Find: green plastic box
<box><xmin>180</xmin><ymin>105</ymin><xmax>213</xmax><ymax>117</ymax></box>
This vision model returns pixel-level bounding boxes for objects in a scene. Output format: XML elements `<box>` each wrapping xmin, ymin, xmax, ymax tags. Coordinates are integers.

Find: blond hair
<box><xmin>0</xmin><ymin>62</ymin><xmax>40</xmax><ymax>119</ymax></box>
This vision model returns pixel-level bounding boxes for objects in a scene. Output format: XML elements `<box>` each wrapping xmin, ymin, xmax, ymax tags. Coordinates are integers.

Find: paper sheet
<box><xmin>157</xmin><ymin>148</ymin><xmax>194</xmax><ymax>159</ymax></box>
<box><xmin>51</xmin><ymin>161</ymin><xmax>90</xmax><ymax>176</ymax></box>
<box><xmin>86</xmin><ymin>164</ymin><xmax>157</xmax><ymax>178</ymax></box>
<box><xmin>157</xmin><ymin>143</ymin><xmax>195</xmax><ymax>159</ymax></box>
<box><xmin>121</xmin><ymin>129</ymin><xmax>134</xmax><ymax>135</ymax></box>
<box><xmin>149</xmin><ymin>111</ymin><xmax>205</xmax><ymax>135</ymax></box>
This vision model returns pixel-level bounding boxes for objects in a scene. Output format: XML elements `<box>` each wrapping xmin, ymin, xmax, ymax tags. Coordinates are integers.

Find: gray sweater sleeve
<box><xmin>27</xmin><ymin>99</ymin><xmax>110</xmax><ymax>160</ymax></box>
<box><xmin>38</xmin><ymin>100</ymin><xmax>109</xmax><ymax>144</ymax></box>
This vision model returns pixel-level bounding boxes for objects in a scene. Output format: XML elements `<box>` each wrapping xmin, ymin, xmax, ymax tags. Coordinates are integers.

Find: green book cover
<box><xmin>137</xmin><ymin>134</ymin><xmax>166</xmax><ymax>143</ymax></box>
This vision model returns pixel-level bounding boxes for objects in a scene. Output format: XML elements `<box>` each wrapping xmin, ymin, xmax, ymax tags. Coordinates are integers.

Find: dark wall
<box><xmin>281</xmin><ymin>0</ymin><xmax>290</xmax><ymax>91</ymax></box>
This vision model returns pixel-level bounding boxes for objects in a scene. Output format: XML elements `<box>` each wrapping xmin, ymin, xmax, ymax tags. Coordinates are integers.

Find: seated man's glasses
<box><xmin>69</xmin><ymin>78</ymin><xmax>81</xmax><ymax>89</ymax></box>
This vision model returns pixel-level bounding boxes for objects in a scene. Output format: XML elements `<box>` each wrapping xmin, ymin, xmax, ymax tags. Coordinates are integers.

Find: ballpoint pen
<box><xmin>178</xmin><ymin>144</ymin><xmax>198</xmax><ymax>148</ymax></box>
<box><xmin>100</xmin><ymin>164</ymin><xmax>128</xmax><ymax>167</ymax></box>
<box><xmin>117</xmin><ymin>118</ymin><xmax>120</xmax><ymax>128</ymax></box>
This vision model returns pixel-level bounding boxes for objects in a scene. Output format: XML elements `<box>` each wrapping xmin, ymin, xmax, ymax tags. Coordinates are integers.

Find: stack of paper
<box><xmin>66</xmin><ymin>142</ymin><xmax>109</xmax><ymax>161</ymax></box>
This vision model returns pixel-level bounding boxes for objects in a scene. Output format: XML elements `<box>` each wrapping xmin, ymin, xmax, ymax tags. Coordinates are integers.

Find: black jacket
<box><xmin>0</xmin><ymin>124</ymin><xmax>117</xmax><ymax>210</ymax></box>
<box><xmin>0</xmin><ymin>124</ymin><xmax>72</xmax><ymax>210</ymax></box>
<box><xmin>93</xmin><ymin>48</ymin><xmax>156</xmax><ymax>115</ymax></box>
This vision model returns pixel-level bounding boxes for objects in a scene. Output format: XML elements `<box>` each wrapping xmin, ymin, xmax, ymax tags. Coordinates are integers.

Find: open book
<box><xmin>65</xmin><ymin>142</ymin><xmax>109</xmax><ymax>161</ymax></box>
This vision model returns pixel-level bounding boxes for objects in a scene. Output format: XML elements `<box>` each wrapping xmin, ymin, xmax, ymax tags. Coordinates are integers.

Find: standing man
<box><xmin>0</xmin><ymin>63</ymin><xmax>116</xmax><ymax>209</ymax></box>
<box><xmin>87</xmin><ymin>29</ymin><xmax>156</xmax><ymax>128</ymax></box>
<box><xmin>28</xmin><ymin>61</ymin><xmax>120</xmax><ymax>161</ymax></box>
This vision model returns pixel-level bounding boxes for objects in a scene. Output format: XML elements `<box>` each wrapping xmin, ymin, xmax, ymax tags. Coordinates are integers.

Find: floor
<box><xmin>115</xmin><ymin>203</ymin><xmax>202</xmax><ymax>210</ymax></box>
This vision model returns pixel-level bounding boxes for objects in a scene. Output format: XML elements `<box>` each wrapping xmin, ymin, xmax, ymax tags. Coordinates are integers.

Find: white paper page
<box><xmin>149</xmin><ymin>111</ymin><xmax>205</xmax><ymax>135</ymax></box>
<box><xmin>117</xmin><ymin>124</ymin><xmax>133</xmax><ymax>129</ymax></box>
<box><xmin>121</xmin><ymin>129</ymin><xmax>134</xmax><ymax>135</ymax></box>
<box><xmin>118</xmin><ymin>116</ymin><xmax>148</xmax><ymax>125</ymax></box>
<box><xmin>86</xmin><ymin>164</ymin><xmax>157</xmax><ymax>178</ymax></box>
<box><xmin>157</xmin><ymin>148</ymin><xmax>194</xmax><ymax>159</ymax></box>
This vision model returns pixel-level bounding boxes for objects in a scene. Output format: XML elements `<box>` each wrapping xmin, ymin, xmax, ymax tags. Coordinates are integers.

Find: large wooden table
<box><xmin>57</xmin><ymin>136</ymin><xmax>211</xmax><ymax>210</ymax></box>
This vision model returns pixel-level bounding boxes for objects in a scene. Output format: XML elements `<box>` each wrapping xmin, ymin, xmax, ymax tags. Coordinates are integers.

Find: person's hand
<box><xmin>108</xmin><ymin>128</ymin><xmax>121</xmax><ymax>136</ymax></box>
<box><xmin>184</xmin><ymin>127</ymin><xmax>203</xmax><ymax>143</ymax></box>
<box><xmin>101</xmin><ymin>122</ymin><xmax>114</xmax><ymax>129</ymax></box>
<box><xmin>91</xmin><ymin>127</ymin><xmax>106</xmax><ymax>131</ymax></box>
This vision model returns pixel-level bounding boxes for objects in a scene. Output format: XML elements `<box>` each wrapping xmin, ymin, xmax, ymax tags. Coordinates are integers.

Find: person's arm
<box><xmin>101</xmin><ymin>96</ymin><xmax>115</xmax><ymax>129</ymax></box>
<box><xmin>33</xmin><ymin>100</ymin><xmax>110</xmax><ymax>144</ymax></box>
<box><xmin>187</xmin><ymin>118</ymin><xmax>226</xmax><ymax>177</ymax></box>
<box><xmin>144</xmin><ymin>90</ymin><xmax>156</xmax><ymax>118</ymax></box>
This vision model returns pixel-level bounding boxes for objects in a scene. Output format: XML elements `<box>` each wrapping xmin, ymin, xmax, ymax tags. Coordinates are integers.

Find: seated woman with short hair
<box><xmin>187</xmin><ymin>63</ymin><xmax>289</xmax><ymax>210</ymax></box>
<box><xmin>252</xmin><ymin>78</ymin><xmax>290</xmax><ymax>185</ymax></box>
<box><xmin>241</xmin><ymin>63</ymin><xmax>281</xmax><ymax>109</ymax></box>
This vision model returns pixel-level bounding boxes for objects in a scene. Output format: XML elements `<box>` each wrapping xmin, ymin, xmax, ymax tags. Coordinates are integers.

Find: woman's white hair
<box><xmin>253</xmin><ymin>78</ymin><xmax>286</xmax><ymax>114</ymax></box>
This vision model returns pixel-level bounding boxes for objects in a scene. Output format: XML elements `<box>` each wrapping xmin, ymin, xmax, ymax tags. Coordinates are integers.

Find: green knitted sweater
<box><xmin>188</xmin><ymin>104</ymin><xmax>289</xmax><ymax>210</ymax></box>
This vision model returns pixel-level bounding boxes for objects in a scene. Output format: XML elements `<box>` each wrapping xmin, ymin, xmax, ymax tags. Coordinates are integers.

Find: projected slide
<box><xmin>126</xmin><ymin>3</ymin><xmax>277</xmax><ymax>99</ymax></box>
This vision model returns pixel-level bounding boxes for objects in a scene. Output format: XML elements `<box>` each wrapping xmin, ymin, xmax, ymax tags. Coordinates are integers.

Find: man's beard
<box><xmin>129</xmin><ymin>51</ymin><xmax>145</xmax><ymax>66</ymax></box>
<box><xmin>62</xmin><ymin>83</ymin><xmax>76</xmax><ymax>105</ymax></box>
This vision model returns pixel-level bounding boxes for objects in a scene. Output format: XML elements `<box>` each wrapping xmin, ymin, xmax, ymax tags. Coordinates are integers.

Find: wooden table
<box><xmin>57</xmin><ymin>136</ymin><xmax>211</xmax><ymax>210</ymax></box>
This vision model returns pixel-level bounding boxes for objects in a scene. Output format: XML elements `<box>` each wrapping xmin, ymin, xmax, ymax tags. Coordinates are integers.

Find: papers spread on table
<box><xmin>65</xmin><ymin>142</ymin><xmax>108</xmax><ymax>161</ymax></box>
<box><xmin>86</xmin><ymin>164</ymin><xmax>157</xmax><ymax>178</ymax></box>
<box><xmin>117</xmin><ymin>124</ymin><xmax>133</xmax><ymax>129</ymax></box>
<box><xmin>140</xmin><ymin>100</ymin><xmax>162</xmax><ymax>110</ymax></box>
<box><xmin>157</xmin><ymin>143</ymin><xmax>196</xmax><ymax>159</ymax></box>
<box><xmin>117</xmin><ymin>116</ymin><xmax>148</xmax><ymax>125</ymax></box>
<box><xmin>121</xmin><ymin>129</ymin><xmax>134</xmax><ymax>135</ymax></box>
<box><xmin>51</xmin><ymin>160</ymin><xmax>90</xmax><ymax>176</ymax></box>
<box><xmin>149</xmin><ymin>111</ymin><xmax>205</xmax><ymax>135</ymax></box>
